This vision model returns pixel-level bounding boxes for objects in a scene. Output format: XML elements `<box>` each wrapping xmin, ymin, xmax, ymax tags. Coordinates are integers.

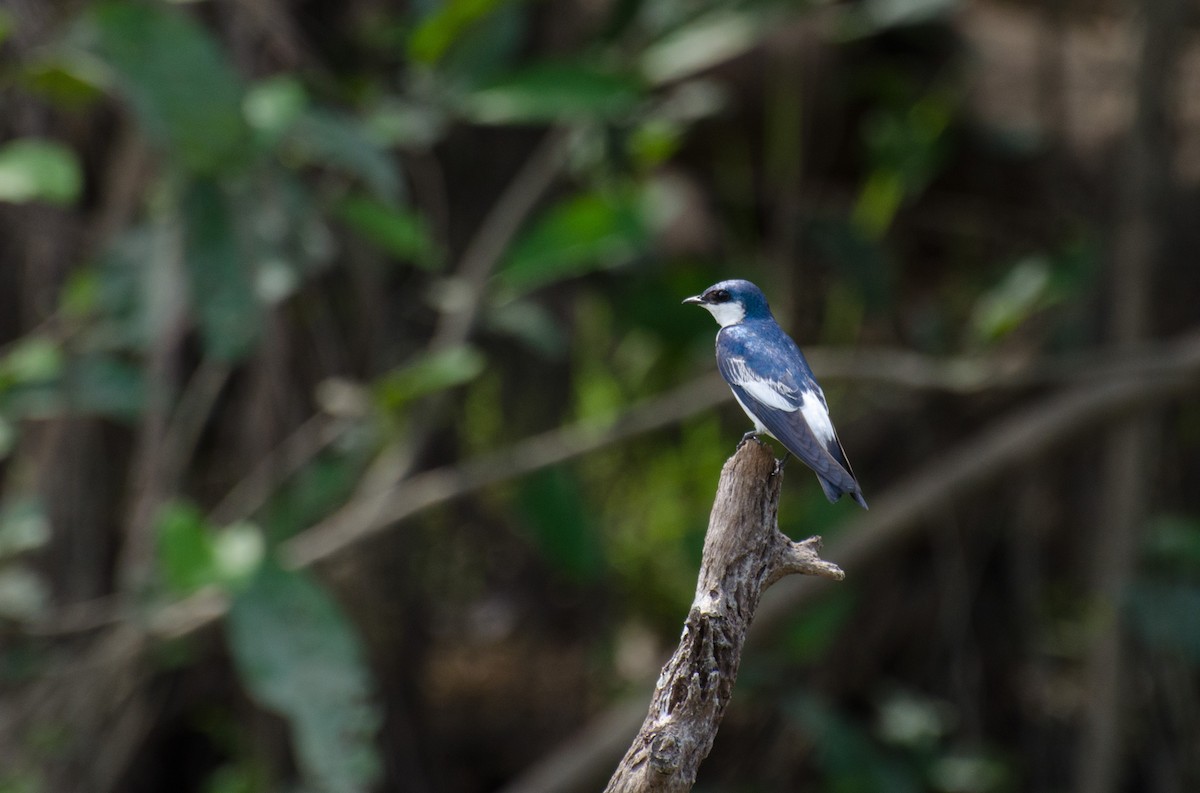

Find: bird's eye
<box><xmin>708</xmin><ymin>289</ymin><xmax>731</xmax><ymax>303</ymax></box>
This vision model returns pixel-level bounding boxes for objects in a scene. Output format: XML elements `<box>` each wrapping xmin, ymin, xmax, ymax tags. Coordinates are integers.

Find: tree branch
<box><xmin>604</xmin><ymin>441</ymin><xmax>842</xmax><ymax>793</ymax></box>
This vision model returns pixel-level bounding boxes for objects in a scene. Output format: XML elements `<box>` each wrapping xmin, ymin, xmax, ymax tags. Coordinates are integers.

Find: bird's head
<box><xmin>682</xmin><ymin>279</ymin><xmax>771</xmax><ymax>327</ymax></box>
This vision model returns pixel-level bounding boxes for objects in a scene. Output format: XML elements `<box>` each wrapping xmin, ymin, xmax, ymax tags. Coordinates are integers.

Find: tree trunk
<box><xmin>604</xmin><ymin>440</ymin><xmax>844</xmax><ymax>793</ymax></box>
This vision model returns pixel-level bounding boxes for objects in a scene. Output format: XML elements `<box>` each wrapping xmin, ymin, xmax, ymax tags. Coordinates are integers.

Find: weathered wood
<box><xmin>603</xmin><ymin>440</ymin><xmax>843</xmax><ymax>793</ymax></box>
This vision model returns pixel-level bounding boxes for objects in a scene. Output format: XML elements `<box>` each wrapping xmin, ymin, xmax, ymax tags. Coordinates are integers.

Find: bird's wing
<box><xmin>718</xmin><ymin>353</ymin><xmax>861</xmax><ymax>497</ymax></box>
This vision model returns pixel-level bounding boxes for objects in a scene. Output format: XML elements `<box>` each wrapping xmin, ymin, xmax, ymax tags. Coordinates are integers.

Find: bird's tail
<box><xmin>817</xmin><ymin>474</ymin><xmax>869</xmax><ymax>510</ymax></box>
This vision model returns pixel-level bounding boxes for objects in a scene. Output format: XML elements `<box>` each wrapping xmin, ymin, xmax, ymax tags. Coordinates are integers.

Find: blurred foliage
<box><xmin>0</xmin><ymin>0</ymin><xmax>1198</xmax><ymax>791</ymax></box>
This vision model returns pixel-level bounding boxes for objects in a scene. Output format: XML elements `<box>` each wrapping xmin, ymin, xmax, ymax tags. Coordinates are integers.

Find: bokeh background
<box><xmin>2</xmin><ymin>0</ymin><xmax>1200</xmax><ymax>791</ymax></box>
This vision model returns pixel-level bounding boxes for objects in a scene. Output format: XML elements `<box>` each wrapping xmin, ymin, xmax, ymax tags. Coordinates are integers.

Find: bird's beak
<box><xmin>681</xmin><ymin>295</ymin><xmax>704</xmax><ymax>305</ymax></box>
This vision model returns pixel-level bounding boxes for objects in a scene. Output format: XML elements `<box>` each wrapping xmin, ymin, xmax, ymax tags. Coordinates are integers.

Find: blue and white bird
<box><xmin>684</xmin><ymin>279</ymin><xmax>868</xmax><ymax>509</ymax></box>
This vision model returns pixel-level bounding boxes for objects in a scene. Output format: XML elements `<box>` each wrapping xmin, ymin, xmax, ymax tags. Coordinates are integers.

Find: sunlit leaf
<box><xmin>465</xmin><ymin>63</ymin><xmax>643</xmax><ymax>124</ymax></box>
<box><xmin>0</xmin><ymin>139</ymin><xmax>82</xmax><ymax>205</ymax></box>
<box><xmin>183</xmin><ymin>181</ymin><xmax>262</xmax><ymax>361</ymax></box>
<box><xmin>498</xmin><ymin>190</ymin><xmax>648</xmax><ymax>294</ymax></box>
<box><xmin>335</xmin><ymin>195</ymin><xmax>439</xmax><ymax>268</ymax></box>
<box><xmin>157</xmin><ymin>501</ymin><xmax>218</xmax><ymax>594</ymax></box>
<box><xmin>640</xmin><ymin>11</ymin><xmax>763</xmax><ymax>85</ymax></box>
<box><xmin>971</xmin><ymin>258</ymin><xmax>1053</xmax><ymax>343</ymax></box>
<box><xmin>0</xmin><ymin>337</ymin><xmax>64</xmax><ymax>387</ymax></box>
<box><xmin>375</xmin><ymin>346</ymin><xmax>486</xmax><ymax>411</ymax></box>
<box><xmin>212</xmin><ymin>522</ymin><xmax>266</xmax><ymax>589</ymax></box>
<box><xmin>227</xmin><ymin>564</ymin><xmax>382</xmax><ymax>792</ymax></box>
<box><xmin>87</xmin><ymin>2</ymin><xmax>248</xmax><ymax>175</ymax></box>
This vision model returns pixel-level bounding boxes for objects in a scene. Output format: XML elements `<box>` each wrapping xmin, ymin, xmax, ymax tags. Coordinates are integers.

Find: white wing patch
<box><xmin>724</xmin><ymin>357</ymin><xmax>798</xmax><ymax>412</ymax></box>
<box><xmin>799</xmin><ymin>390</ymin><xmax>836</xmax><ymax>444</ymax></box>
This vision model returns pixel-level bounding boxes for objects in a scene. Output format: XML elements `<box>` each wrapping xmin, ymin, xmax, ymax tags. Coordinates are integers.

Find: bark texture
<box><xmin>604</xmin><ymin>440</ymin><xmax>844</xmax><ymax>793</ymax></box>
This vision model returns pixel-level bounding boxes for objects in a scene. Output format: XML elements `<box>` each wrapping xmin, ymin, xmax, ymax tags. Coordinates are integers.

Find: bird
<box><xmin>683</xmin><ymin>279</ymin><xmax>868</xmax><ymax>509</ymax></box>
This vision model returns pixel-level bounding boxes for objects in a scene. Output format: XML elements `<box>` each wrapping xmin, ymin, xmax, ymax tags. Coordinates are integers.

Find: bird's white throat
<box><xmin>703</xmin><ymin>301</ymin><xmax>746</xmax><ymax>327</ymax></box>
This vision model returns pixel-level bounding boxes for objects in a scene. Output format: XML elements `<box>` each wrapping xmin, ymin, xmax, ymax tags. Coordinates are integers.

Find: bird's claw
<box><xmin>737</xmin><ymin>430</ymin><xmax>765</xmax><ymax>450</ymax></box>
<box><xmin>771</xmin><ymin>452</ymin><xmax>792</xmax><ymax>478</ymax></box>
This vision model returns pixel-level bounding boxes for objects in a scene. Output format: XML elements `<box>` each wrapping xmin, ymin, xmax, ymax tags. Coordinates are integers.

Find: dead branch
<box><xmin>500</xmin><ymin>328</ymin><xmax>1200</xmax><ymax>793</ymax></box>
<box><xmin>603</xmin><ymin>441</ymin><xmax>842</xmax><ymax>793</ymax></box>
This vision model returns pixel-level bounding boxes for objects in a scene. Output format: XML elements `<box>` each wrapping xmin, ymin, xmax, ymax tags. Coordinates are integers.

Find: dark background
<box><xmin>1</xmin><ymin>1</ymin><xmax>1199</xmax><ymax>791</ymax></box>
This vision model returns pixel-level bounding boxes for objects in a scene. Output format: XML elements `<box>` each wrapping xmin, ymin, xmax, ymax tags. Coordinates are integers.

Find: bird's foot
<box><xmin>738</xmin><ymin>430</ymin><xmax>766</xmax><ymax>450</ymax></box>
<box><xmin>771</xmin><ymin>451</ymin><xmax>792</xmax><ymax>478</ymax></box>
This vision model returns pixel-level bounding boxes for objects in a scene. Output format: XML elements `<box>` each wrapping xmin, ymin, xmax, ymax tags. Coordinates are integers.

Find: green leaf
<box><xmin>66</xmin><ymin>354</ymin><xmax>146</xmax><ymax>421</ymax></box>
<box><xmin>157</xmin><ymin>501</ymin><xmax>218</xmax><ymax>594</ymax></box>
<box><xmin>408</xmin><ymin>0</ymin><xmax>509</xmax><ymax>66</ymax></box>
<box><xmin>0</xmin><ymin>499</ymin><xmax>50</xmax><ymax>559</ymax></box>
<box><xmin>285</xmin><ymin>109</ymin><xmax>401</xmax><ymax>202</ymax></box>
<box><xmin>0</xmin><ymin>565</ymin><xmax>50</xmax><ymax>621</ymax></box>
<box><xmin>20</xmin><ymin>58</ymin><xmax>107</xmax><ymax>108</ymax></box>
<box><xmin>227</xmin><ymin>565</ymin><xmax>382</xmax><ymax>792</ymax></box>
<box><xmin>375</xmin><ymin>346</ymin><xmax>485</xmax><ymax>411</ymax></box>
<box><xmin>183</xmin><ymin>181</ymin><xmax>262</xmax><ymax>361</ymax></box>
<box><xmin>640</xmin><ymin>11</ymin><xmax>764</xmax><ymax>85</ymax></box>
<box><xmin>0</xmin><ymin>336</ymin><xmax>64</xmax><ymax>386</ymax></box>
<box><xmin>971</xmin><ymin>258</ymin><xmax>1054</xmax><ymax>343</ymax></box>
<box><xmin>86</xmin><ymin>2</ymin><xmax>248</xmax><ymax>175</ymax></box>
<box><xmin>517</xmin><ymin>467</ymin><xmax>605</xmax><ymax>581</ymax></box>
<box><xmin>335</xmin><ymin>195</ymin><xmax>439</xmax><ymax>268</ymax></box>
<box><xmin>0</xmin><ymin>8</ymin><xmax>13</xmax><ymax>46</ymax></box>
<box><xmin>498</xmin><ymin>190</ymin><xmax>648</xmax><ymax>294</ymax></box>
<box><xmin>465</xmin><ymin>62</ymin><xmax>644</xmax><ymax>124</ymax></box>
<box><xmin>0</xmin><ymin>139</ymin><xmax>82</xmax><ymax>205</ymax></box>
<box><xmin>1142</xmin><ymin>514</ymin><xmax>1200</xmax><ymax>573</ymax></box>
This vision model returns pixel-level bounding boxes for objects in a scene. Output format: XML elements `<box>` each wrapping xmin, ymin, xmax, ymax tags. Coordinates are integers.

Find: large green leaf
<box><xmin>182</xmin><ymin>181</ymin><xmax>262</xmax><ymax>361</ymax></box>
<box><xmin>497</xmin><ymin>190</ymin><xmax>648</xmax><ymax>294</ymax></box>
<box><xmin>227</xmin><ymin>565</ymin><xmax>382</xmax><ymax>793</ymax></box>
<box><xmin>0</xmin><ymin>139</ymin><xmax>82</xmax><ymax>205</ymax></box>
<box><xmin>465</xmin><ymin>62</ymin><xmax>644</xmax><ymax>124</ymax></box>
<box><xmin>86</xmin><ymin>2</ymin><xmax>248</xmax><ymax>175</ymax></box>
